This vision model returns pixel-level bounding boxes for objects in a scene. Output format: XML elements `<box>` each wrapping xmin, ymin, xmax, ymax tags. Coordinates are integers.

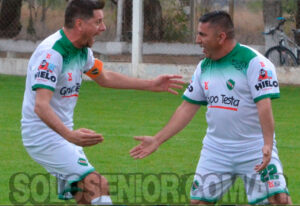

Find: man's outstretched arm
<box><xmin>86</xmin><ymin>61</ymin><xmax>184</xmax><ymax>95</ymax></box>
<box><xmin>130</xmin><ymin>101</ymin><xmax>200</xmax><ymax>159</ymax></box>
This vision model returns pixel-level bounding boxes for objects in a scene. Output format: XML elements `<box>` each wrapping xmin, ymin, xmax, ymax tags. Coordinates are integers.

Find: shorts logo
<box><xmin>77</xmin><ymin>158</ymin><xmax>88</xmax><ymax>166</ymax></box>
<box><xmin>226</xmin><ymin>79</ymin><xmax>235</xmax><ymax>90</ymax></box>
<box><xmin>192</xmin><ymin>180</ymin><xmax>199</xmax><ymax>191</ymax></box>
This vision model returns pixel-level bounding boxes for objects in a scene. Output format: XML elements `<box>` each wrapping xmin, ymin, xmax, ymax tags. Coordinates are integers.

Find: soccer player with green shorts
<box><xmin>130</xmin><ymin>11</ymin><xmax>292</xmax><ymax>205</ymax></box>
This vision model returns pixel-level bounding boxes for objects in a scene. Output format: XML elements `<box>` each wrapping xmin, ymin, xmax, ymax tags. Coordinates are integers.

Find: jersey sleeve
<box><xmin>247</xmin><ymin>56</ymin><xmax>280</xmax><ymax>103</ymax></box>
<box><xmin>31</xmin><ymin>49</ymin><xmax>62</xmax><ymax>92</ymax></box>
<box><xmin>83</xmin><ymin>48</ymin><xmax>103</xmax><ymax>79</ymax></box>
<box><xmin>182</xmin><ymin>62</ymin><xmax>208</xmax><ymax>105</ymax></box>
<box><xmin>83</xmin><ymin>48</ymin><xmax>95</xmax><ymax>72</ymax></box>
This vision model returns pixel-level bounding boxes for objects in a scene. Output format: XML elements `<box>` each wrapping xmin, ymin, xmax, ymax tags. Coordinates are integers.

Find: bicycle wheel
<box><xmin>265</xmin><ymin>46</ymin><xmax>298</xmax><ymax>67</ymax></box>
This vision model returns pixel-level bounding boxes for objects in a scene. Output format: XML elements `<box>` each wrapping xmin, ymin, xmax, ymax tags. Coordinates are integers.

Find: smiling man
<box><xmin>130</xmin><ymin>11</ymin><xmax>292</xmax><ymax>205</ymax></box>
<box><xmin>21</xmin><ymin>0</ymin><xmax>184</xmax><ymax>204</ymax></box>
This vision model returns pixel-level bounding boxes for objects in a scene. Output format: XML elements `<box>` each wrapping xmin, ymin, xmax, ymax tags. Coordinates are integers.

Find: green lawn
<box><xmin>0</xmin><ymin>74</ymin><xmax>299</xmax><ymax>204</ymax></box>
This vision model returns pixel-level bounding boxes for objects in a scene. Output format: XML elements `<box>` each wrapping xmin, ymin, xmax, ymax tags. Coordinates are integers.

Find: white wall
<box><xmin>0</xmin><ymin>57</ymin><xmax>300</xmax><ymax>85</ymax></box>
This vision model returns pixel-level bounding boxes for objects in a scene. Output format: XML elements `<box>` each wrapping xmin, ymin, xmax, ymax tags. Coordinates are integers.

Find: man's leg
<box><xmin>268</xmin><ymin>193</ymin><xmax>292</xmax><ymax>205</ymax></box>
<box><xmin>190</xmin><ymin>199</ymin><xmax>214</xmax><ymax>205</ymax></box>
<box><xmin>74</xmin><ymin>171</ymin><xmax>112</xmax><ymax>205</ymax></box>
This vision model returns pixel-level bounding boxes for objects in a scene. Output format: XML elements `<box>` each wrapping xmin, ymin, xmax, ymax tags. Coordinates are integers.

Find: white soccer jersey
<box><xmin>183</xmin><ymin>43</ymin><xmax>280</xmax><ymax>152</ymax></box>
<box><xmin>21</xmin><ymin>29</ymin><xmax>95</xmax><ymax>147</ymax></box>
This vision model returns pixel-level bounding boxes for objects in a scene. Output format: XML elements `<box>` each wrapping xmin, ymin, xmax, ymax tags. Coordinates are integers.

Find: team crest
<box><xmin>192</xmin><ymin>180</ymin><xmax>199</xmax><ymax>191</ymax></box>
<box><xmin>226</xmin><ymin>79</ymin><xmax>235</xmax><ymax>90</ymax></box>
<box><xmin>77</xmin><ymin>158</ymin><xmax>88</xmax><ymax>166</ymax></box>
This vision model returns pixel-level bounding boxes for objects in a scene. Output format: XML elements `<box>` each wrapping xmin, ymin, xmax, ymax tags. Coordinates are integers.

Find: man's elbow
<box><xmin>34</xmin><ymin>102</ymin><xmax>45</xmax><ymax>117</ymax></box>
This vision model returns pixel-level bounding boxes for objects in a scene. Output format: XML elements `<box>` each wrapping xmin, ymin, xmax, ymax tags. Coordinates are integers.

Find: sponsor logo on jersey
<box><xmin>77</xmin><ymin>158</ymin><xmax>88</xmax><ymax>166</ymax></box>
<box><xmin>258</xmin><ymin>69</ymin><xmax>272</xmax><ymax>81</ymax></box>
<box><xmin>207</xmin><ymin>94</ymin><xmax>240</xmax><ymax>111</ymax></box>
<box><xmin>68</xmin><ymin>73</ymin><xmax>73</xmax><ymax>81</ymax></box>
<box><xmin>204</xmin><ymin>81</ymin><xmax>209</xmax><ymax>90</ymax></box>
<box><xmin>60</xmin><ymin>83</ymin><xmax>81</xmax><ymax>98</ymax></box>
<box><xmin>255</xmin><ymin>67</ymin><xmax>278</xmax><ymax>91</ymax></box>
<box><xmin>226</xmin><ymin>79</ymin><xmax>235</xmax><ymax>90</ymax></box>
<box><xmin>46</xmin><ymin>53</ymin><xmax>52</xmax><ymax>59</ymax></box>
<box><xmin>259</xmin><ymin>61</ymin><xmax>266</xmax><ymax>67</ymax></box>
<box><xmin>38</xmin><ymin>60</ymin><xmax>56</xmax><ymax>73</ymax></box>
<box><xmin>255</xmin><ymin>80</ymin><xmax>278</xmax><ymax>91</ymax></box>
<box><xmin>35</xmin><ymin>60</ymin><xmax>57</xmax><ymax>83</ymax></box>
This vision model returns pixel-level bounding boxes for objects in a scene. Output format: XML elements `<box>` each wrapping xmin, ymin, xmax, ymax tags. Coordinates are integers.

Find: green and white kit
<box><xmin>183</xmin><ymin>43</ymin><xmax>289</xmax><ymax>204</ymax></box>
<box><xmin>21</xmin><ymin>29</ymin><xmax>96</xmax><ymax>199</ymax></box>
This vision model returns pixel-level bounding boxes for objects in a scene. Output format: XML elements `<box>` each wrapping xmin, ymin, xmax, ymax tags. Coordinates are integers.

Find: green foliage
<box><xmin>282</xmin><ymin>0</ymin><xmax>297</xmax><ymax>21</ymax></box>
<box><xmin>0</xmin><ymin>74</ymin><xmax>299</xmax><ymax>204</ymax></box>
<box><xmin>162</xmin><ymin>1</ymin><xmax>191</xmax><ymax>42</ymax></box>
<box><xmin>246</xmin><ymin>0</ymin><xmax>263</xmax><ymax>13</ymax></box>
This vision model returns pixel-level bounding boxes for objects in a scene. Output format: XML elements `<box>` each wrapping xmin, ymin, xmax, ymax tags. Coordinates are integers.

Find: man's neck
<box><xmin>62</xmin><ymin>27</ymin><xmax>82</xmax><ymax>48</ymax></box>
<box><xmin>212</xmin><ymin>39</ymin><xmax>237</xmax><ymax>61</ymax></box>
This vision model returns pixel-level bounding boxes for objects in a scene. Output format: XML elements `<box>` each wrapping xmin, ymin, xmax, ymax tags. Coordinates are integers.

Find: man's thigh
<box><xmin>190</xmin><ymin>146</ymin><xmax>235</xmax><ymax>203</ymax></box>
<box><xmin>238</xmin><ymin>157</ymin><xmax>289</xmax><ymax>205</ymax></box>
<box><xmin>25</xmin><ymin>142</ymin><xmax>95</xmax><ymax>199</ymax></box>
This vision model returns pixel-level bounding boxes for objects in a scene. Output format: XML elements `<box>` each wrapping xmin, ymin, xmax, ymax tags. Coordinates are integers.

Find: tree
<box><xmin>121</xmin><ymin>0</ymin><xmax>163</xmax><ymax>42</ymax></box>
<box><xmin>263</xmin><ymin>0</ymin><xmax>282</xmax><ymax>49</ymax></box>
<box><xmin>0</xmin><ymin>0</ymin><xmax>23</xmax><ymax>38</ymax></box>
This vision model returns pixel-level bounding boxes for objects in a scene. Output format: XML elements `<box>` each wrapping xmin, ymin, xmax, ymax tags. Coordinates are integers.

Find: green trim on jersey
<box><xmin>254</xmin><ymin>93</ymin><xmax>280</xmax><ymax>103</ymax></box>
<box><xmin>201</xmin><ymin>43</ymin><xmax>257</xmax><ymax>76</ymax></box>
<box><xmin>182</xmin><ymin>95</ymin><xmax>208</xmax><ymax>105</ymax></box>
<box><xmin>52</xmin><ymin>29</ymin><xmax>88</xmax><ymax>73</ymax></box>
<box><xmin>32</xmin><ymin>84</ymin><xmax>55</xmax><ymax>92</ymax></box>
<box><xmin>248</xmin><ymin>189</ymin><xmax>289</xmax><ymax>205</ymax></box>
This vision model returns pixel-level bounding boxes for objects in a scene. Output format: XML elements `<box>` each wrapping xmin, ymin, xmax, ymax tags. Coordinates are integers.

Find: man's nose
<box><xmin>99</xmin><ymin>22</ymin><xmax>106</xmax><ymax>32</ymax></box>
<box><xmin>196</xmin><ymin>34</ymin><xmax>202</xmax><ymax>44</ymax></box>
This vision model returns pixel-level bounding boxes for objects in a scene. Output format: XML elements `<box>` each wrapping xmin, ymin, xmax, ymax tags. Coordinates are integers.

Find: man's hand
<box><xmin>66</xmin><ymin>128</ymin><xmax>104</xmax><ymax>147</ymax></box>
<box><xmin>150</xmin><ymin>75</ymin><xmax>185</xmax><ymax>95</ymax></box>
<box><xmin>130</xmin><ymin>136</ymin><xmax>160</xmax><ymax>159</ymax></box>
<box><xmin>255</xmin><ymin>144</ymin><xmax>272</xmax><ymax>172</ymax></box>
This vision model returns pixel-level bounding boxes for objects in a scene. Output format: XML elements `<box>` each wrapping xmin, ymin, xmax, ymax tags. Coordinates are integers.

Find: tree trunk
<box><xmin>263</xmin><ymin>0</ymin><xmax>282</xmax><ymax>51</ymax></box>
<box><xmin>295</xmin><ymin>0</ymin><xmax>300</xmax><ymax>45</ymax></box>
<box><xmin>229</xmin><ymin>0</ymin><xmax>234</xmax><ymax>19</ymax></box>
<box><xmin>122</xmin><ymin>0</ymin><xmax>163</xmax><ymax>42</ymax></box>
<box><xmin>0</xmin><ymin>0</ymin><xmax>23</xmax><ymax>38</ymax></box>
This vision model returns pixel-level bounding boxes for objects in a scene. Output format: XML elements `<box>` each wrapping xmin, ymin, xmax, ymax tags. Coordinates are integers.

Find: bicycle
<box><xmin>263</xmin><ymin>17</ymin><xmax>300</xmax><ymax>66</ymax></box>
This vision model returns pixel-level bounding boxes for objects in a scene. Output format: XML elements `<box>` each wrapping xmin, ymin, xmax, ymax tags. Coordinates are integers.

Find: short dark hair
<box><xmin>64</xmin><ymin>0</ymin><xmax>105</xmax><ymax>28</ymax></box>
<box><xmin>199</xmin><ymin>10</ymin><xmax>234</xmax><ymax>39</ymax></box>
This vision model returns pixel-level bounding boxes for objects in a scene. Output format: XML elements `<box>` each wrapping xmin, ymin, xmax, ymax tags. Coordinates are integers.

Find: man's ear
<box><xmin>218</xmin><ymin>32</ymin><xmax>227</xmax><ymax>45</ymax></box>
<box><xmin>74</xmin><ymin>19</ymin><xmax>83</xmax><ymax>32</ymax></box>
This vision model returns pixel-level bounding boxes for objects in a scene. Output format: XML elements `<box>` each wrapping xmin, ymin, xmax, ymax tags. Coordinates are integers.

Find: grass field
<box><xmin>0</xmin><ymin>74</ymin><xmax>300</xmax><ymax>205</ymax></box>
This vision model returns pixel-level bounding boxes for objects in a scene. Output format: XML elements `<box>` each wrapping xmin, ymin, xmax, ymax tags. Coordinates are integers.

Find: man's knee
<box><xmin>75</xmin><ymin>172</ymin><xmax>110</xmax><ymax>203</ymax></box>
<box><xmin>190</xmin><ymin>199</ymin><xmax>214</xmax><ymax>205</ymax></box>
<box><xmin>268</xmin><ymin>193</ymin><xmax>292</xmax><ymax>205</ymax></box>
<box><xmin>84</xmin><ymin>172</ymin><xmax>109</xmax><ymax>195</ymax></box>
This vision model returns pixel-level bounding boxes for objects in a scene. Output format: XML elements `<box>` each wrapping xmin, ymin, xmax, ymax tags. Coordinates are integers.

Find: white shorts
<box><xmin>25</xmin><ymin>142</ymin><xmax>95</xmax><ymax>200</ymax></box>
<box><xmin>190</xmin><ymin>144</ymin><xmax>289</xmax><ymax>204</ymax></box>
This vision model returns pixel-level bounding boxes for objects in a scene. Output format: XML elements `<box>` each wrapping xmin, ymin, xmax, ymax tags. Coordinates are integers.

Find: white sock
<box><xmin>91</xmin><ymin>195</ymin><xmax>112</xmax><ymax>205</ymax></box>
